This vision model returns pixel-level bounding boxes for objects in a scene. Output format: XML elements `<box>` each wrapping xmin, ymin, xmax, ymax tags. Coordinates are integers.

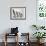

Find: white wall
<box><xmin>0</xmin><ymin>0</ymin><xmax>36</xmax><ymax>42</ymax></box>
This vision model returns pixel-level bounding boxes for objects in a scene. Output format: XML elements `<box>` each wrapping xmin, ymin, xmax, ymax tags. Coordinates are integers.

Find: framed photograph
<box><xmin>10</xmin><ymin>7</ymin><xmax>26</xmax><ymax>20</ymax></box>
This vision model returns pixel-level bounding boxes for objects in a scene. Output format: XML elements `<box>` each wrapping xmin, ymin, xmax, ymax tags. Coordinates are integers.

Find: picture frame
<box><xmin>10</xmin><ymin>7</ymin><xmax>26</xmax><ymax>20</ymax></box>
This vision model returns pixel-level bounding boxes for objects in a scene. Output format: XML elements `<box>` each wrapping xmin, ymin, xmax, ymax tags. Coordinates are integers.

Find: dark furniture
<box><xmin>4</xmin><ymin>33</ymin><xmax>30</xmax><ymax>46</ymax></box>
<box><xmin>4</xmin><ymin>33</ymin><xmax>18</xmax><ymax>46</ymax></box>
<box><xmin>18</xmin><ymin>33</ymin><xmax>30</xmax><ymax>46</ymax></box>
<box><xmin>4</xmin><ymin>27</ymin><xmax>19</xmax><ymax>46</ymax></box>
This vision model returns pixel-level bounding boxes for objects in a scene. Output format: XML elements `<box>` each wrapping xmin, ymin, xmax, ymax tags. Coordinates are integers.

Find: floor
<box><xmin>0</xmin><ymin>42</ymin><xmax>46</xmax><ymax>46</ymax></box>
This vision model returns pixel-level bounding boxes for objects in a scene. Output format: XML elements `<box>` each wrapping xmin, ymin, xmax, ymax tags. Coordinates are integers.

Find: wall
<box><xmin>0</xmin><ymin>0</ymin><xmax>36</xmax><ymax>42</ymax></box>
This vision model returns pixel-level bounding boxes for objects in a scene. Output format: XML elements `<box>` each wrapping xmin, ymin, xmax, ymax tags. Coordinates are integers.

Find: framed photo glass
<box><xmin>10</xmin><ymin>7</ymin><xmax>26</xmax><ymax>20</ymax></box>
